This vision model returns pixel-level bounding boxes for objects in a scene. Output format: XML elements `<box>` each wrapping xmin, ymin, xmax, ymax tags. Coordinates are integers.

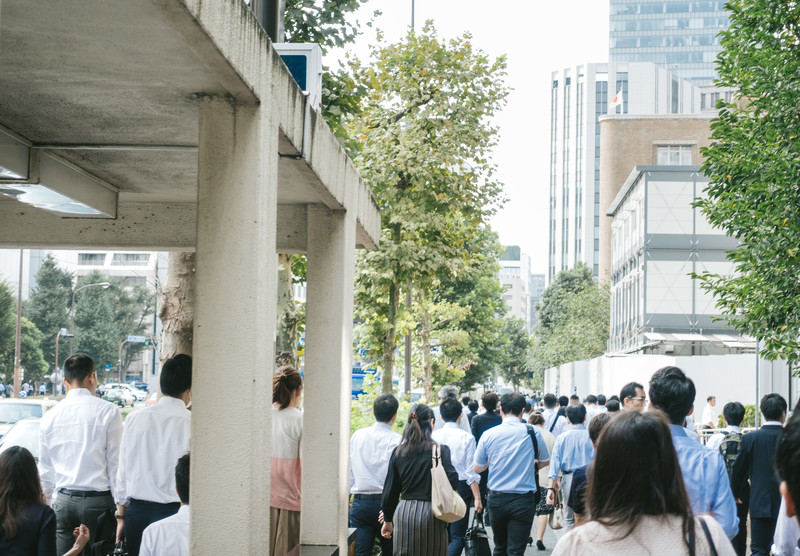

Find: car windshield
<box><xmin>0</xmin><ymin>403</ymin><xmax>43</xmax><ymax>424</ymax></box>
<box><xmin>0</xmin><ymin>419</ymin><xmax>40</xmax><ymax>457</ymax></box>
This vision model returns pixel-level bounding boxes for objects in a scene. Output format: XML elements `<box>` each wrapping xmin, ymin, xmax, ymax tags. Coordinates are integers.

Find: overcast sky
<box><xmin>328</xmin><ymin>0</ymin><xmax>610</xmax><ymax>275</ymax></box>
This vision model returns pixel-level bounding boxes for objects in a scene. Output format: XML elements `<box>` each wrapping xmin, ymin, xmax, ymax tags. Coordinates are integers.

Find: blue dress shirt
<box><xmin>474</xmin><ymin>417</ymin><xmax>550</xmax><ymax>494</ymax></box>
<box><xmin>548</xmin><ymin>424</ymin><xmax>594</xmax><ymax>480</ymax></box>
<box><xmin>669</xmin><ymin>424</ymin><xmax>739</xmax><ymax>539</ymax></box>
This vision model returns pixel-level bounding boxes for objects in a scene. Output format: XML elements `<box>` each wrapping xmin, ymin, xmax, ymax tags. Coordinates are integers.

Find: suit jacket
<box><xmin>471</xmin><ymin>410</ymin><xmax>502</xmax><ymax>443</ymax></box>
<box><xmin>731</xmin><ymin>424</ymin><xmax>783</xmax><ymax>519</ymax></box>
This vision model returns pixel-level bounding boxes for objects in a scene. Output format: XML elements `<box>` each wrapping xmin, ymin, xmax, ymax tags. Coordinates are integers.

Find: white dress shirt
<box><xmin>543</xmin><ymin>408</ymin><xmax>568</xmax><ymax>437</ymax></box>
<box><xmin>140</xmin><ymin>505</ymin><xmax>190</xmax><ymax>556</ymax></box>
<box><xmin>706</xmin><ymin>425</ymin><xmax>742</xmax><ymax>452</ymax></box>
<box><xmin>38</xmin><ymin>388</ymin><xmax>123</xmax><ymax>499</ymax></box>
<box><xmin>702</xmin><ymin>403</ymin><xmax>719</xmax><ymax>427</ymax></box>
<box><xmin>349</xmin><ymin>422</ymin><xmax>401</xmax><ymax>494</ymax></box>
<box><xmin>116</xmin><ymin>396</ymin><xmax>191</xmax><ymax>505</ymax></box>
<box><xmin>434</xmin><ymin>405</ymin><xmax>472</xmax><ymax>434</ymax></box>
<box><xmin>432</xmin><ymin>421</ymin><xmax>479</xmax><ymax>485</ymax></box>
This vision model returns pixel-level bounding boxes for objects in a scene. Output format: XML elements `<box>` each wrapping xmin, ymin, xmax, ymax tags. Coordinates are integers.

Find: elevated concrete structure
<box><xmin>0</xmin><ymin>1</ymin><xmax>379</xmax><ymax>553</ymax></box>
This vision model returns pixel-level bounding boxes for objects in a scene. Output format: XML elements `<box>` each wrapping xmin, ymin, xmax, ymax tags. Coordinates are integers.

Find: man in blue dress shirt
<box><xmin>545</xmin><ymin>403</ymin><xmax>594</xmax><ymax>529</ymax></box>
<box><xmin>649</xmin><ymin>365</ymin><xmax>739</xmax><ymax>539</ymax></box>
<box><xmin>474</xmin><ymin>392</ymin><xmax>549</xmax><ymax>556</ymax></box>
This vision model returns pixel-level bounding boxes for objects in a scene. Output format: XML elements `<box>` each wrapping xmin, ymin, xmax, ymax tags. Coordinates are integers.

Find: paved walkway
<box><xmin>484</xmin><ymin>522</ymin><xmax>561</xmax><ymax>555</ymax></box>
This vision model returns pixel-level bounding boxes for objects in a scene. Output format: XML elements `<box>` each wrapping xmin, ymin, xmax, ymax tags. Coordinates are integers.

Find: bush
<box><xmin>351</xmin><ymin>374</ymin><xmax>411</xmax><ymax>436</ymax></box>
<box><xmin>716</xmin><ymin>404</ymin><xmax>756</xmax><ymax>428</ymax></box>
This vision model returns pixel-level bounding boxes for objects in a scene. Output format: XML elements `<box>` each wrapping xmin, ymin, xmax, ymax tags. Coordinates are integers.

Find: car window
<box><xmin>0</xmin><ymin>403</ymin><xmax>43</xmax><ymax>423</ymax></box>
<box><xmin>0</xmin><ymin>420</ymin><xmax>41</xmax><ymax>458</ymax></box>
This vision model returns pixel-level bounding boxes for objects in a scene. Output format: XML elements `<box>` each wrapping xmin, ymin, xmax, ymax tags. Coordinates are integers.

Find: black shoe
<box><xmin>527</xmin><ymin>536</ymin><xmax>533</xmax><ymax>546</ymax></box>
<box><xmin>537</xmin><ymin>540</ymin><xmax>546</xmax><ymax>551</ymax></box>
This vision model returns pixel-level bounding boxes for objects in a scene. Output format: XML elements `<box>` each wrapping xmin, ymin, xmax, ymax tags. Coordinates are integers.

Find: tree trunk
<box><xmin>158</xmin><ymin>252</ymin><xmax>195</xmax><ymax>365</ymax></box>
<box><xmin>275</xmin><ymin>254</ymin><xmax>299</xmax><ymax>368</ymax></box>
<box><xmin>381</xmin><ymin>278</ymin><xmax>398</xmax><ymax>394</ymax></box>
<box><xmin>416</xmin><ymin>289</ymin><xmax>434</xmax><ymax>403</ymax></box>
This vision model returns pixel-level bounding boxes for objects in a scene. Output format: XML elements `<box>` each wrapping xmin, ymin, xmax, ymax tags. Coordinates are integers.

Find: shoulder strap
<box><xmin>526</xmin><ymin>424</ymin><xmax>539</xmax><ymax>460</ymax></box>
<box><xmin>549</xmin><ymin>413</ymin><xmax>560</xmax><ymax>433</ymax></box>
<box><xmin>699</xmin><ymin>517</ymin><xmax>718</xmax><ymax>556</ymax></box>
<box><xmin>432</xmin><ymin>443</ymin><xmax>440</xmax><ymax>468</ymax></box>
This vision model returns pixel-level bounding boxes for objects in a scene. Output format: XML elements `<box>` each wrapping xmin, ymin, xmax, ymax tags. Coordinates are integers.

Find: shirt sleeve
<box><xmin>464</xmin><ymin>435</ymin><xmax>479</xmax><ymax>485</ymax></box>
<box><xmin>106</xmin><ymin>407</ymin><xmax>124</xmax><ymax>502</ymax></box>
<box><xmin>440</xmin><ymin>445</ymin><xmax>459</xmax><ymax>490</ymax></box>
<box><xmin>37</xmin><ymin>506</ymin><xmax>57</xmax><ymax>556</ymax></box>
<box><xmin>534</xmin><ymin>428</ymin><xmax>550</xmax><ymax>463</ymax></box>
<box><xmin>348</xmin><ymin>434</ymin><xmax>356</xmax><ymax>492</ymax></box>
<box><xmin>115</xmin><ymin>417</ymin><xmax>132</xmax><ymax>506</ymax></box>
<box><xmin>37</xmin><ymin>421</ymin><xmax>55</xmax><ymax>500</ymax></box>
<box><xmin>710</xmin><ymin>451</ymin><xmax>740</xmax><ymax>539</ymax></box>
<box><xmin>381</xmin><ymin>448</ymin><xmax>401</xmax><ymax>523</ymax></box>
<box><xmin>549</xmin><ymin>437</ymin><xmax>563</xmax><ymax>480</ymax></box>
<box><xmin>474</xmin><ymin>434</ymin><xmax>487</xmax><ymax>468</ymax></box>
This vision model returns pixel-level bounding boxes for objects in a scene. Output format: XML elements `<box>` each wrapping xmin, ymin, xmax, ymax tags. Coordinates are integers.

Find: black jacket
<box><xmin>471</xmin><ymin>410</ymin><xmax>502</xmax><ymax>444</ymax></box>
<box><xmin>731</xmin><ymin>424</ymin><xmax>783</xmax><ymax>519</ymax></box>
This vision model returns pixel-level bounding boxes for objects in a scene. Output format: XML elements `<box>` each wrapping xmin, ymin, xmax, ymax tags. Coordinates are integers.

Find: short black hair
<box><xmin>543</xmin><ymin>393</ymin><xmax>557</xmax><ymax>408</ymax></box>
<box><xmin>482</xmin><ymin>391</ymin><xmax>499</xmax><ymax>412</ymax></box>
<box><xmin>707</xmin><ymin>395</ymin><xmax>716</xmax><ymax>402</ymax></box>
<box><xmin>160</xmin><ymin>354</ymin><xmax>192</xmax><ymax>398</ymax></box>
<box><xmin>440</xmin><ymin>397</ymin><xmax>462</xmax><ymax>422</ymax></box>
<box><xmin>570</xmin><ymin>395</ymin><xmax>580</xmax><ymax>404</ymax></box>
<box><xmin>761</xmin><ymin>393</ymin><xmax>788</xmax><ymax>422</ymax></box>
<box><xmin>609</xmin><ymin>395</ymin><xmax>620</xmax><ymax>402</ymax></box>
<box><xmin>558</xmin><ymin>395</ymin><xmax>569</xmax><ymax>407</ymax></box>
<box><xmin>500</xmin><ymin>392</ymin><xmax>526</xmax><ymax>416</ymax></box>
<box><xmin>462</xmin><ymin>396</ymin><xmax>471</xmax><ymax>406</ymax></box>
<box><xmin>606</xmin><ymin>399</ymin><xmax>620</xmax><ymax>412</ymax></box>
<box><xmin>468</xmin><ymin>400</ymin><xmax>479</xmax><ymax>412</ymax></box>
<box><xmin>597</xmin><ymin>394</ymin><xmax>607</xmax><ymax>406</ymax></box>
<box><xmin>566</xmin><ymin>403</ymin><xmax>587</xmax><ymax>425</ymax></box>
<box><xmin>722</xmin><ymin>401</ymin><xmax>745</xmax><ymax>427</ymax></box>
<box><xmin>64</xmin><ymin>353</ymin><xmax>95</xmax><ymax>384</ymax></box>
<box><xmin>586</xmin><ymin>394</ymin><xmax>598</xmax><ymax>404</ymax></box>
<box><xmin>588</xmin><ymin>412</ymin><xmax>611</xmax><ymax>444</ymax></box>
<box><xmin>525</xmin><ymin>402</ymin><xmax>532</xmax><ymax>413</ymax></box>
<box><xmin>649</xmin><ymin>366</ymin><xmax>695</xmax><ymax>425</ymax></box>
<box><xmin>620</xmin><ymin>382</ymin><xmax>643</xmax><ymax>401</ymax></box>
<box><xmin>374</xmin><ymin>394</ymin><xmax>399</xmax><ymax>423</ymax></box>
<box><xmin>175</xmin><ymin>452</ymin><xmax>190</xmax><ymax>504</ymax></box>
<box><xmin>777</xmin><ymin>415</ymin><xmax>800</xmax><ymax>526</ymax></box>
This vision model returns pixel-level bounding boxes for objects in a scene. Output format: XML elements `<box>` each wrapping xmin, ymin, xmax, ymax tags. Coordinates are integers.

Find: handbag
<box><xmin>430</xmin><ymin>443</ymin><xmax>467</xmax><ymax>523</ymax></box>
<box><xmin>464</xmin><ymin>512</ymin><xmax>492</xmax><ymax>556</ymax></box>
<box><xmin>548</xmin><ymin>489</ymin><xmax>564</xmax><ymax>530</ymax></box>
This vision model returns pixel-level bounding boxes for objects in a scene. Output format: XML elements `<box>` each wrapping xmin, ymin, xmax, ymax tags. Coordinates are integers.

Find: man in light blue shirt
<box><xmin>649</xmin><ymin>365</ymin><xmax>739</xmax><ymax>539</ymax></box>
<box><xmin>474</xmin><ymin>393</ymin><xmax>549</xmax><ymax>556</ymax></box>
<box><xmin>546</xmin><ymin>403</ymin><xmax>594</xmax><ymax>529</ymax></box>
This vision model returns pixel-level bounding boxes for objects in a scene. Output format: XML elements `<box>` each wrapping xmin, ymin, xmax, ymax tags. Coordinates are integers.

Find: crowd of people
<box><xmin>349</xmin><ymin>368</ymin><xmax>800</xmax><ymax>556</ymax></box>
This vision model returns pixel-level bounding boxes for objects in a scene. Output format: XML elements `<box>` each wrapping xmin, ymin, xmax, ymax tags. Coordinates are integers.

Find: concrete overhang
<box><xmin>0</xmin><ymin>0</ymin><xmax>379</xmax><ymax>251</ymax></box>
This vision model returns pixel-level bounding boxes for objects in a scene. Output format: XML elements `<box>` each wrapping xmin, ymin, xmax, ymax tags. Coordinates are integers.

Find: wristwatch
<box><xmin>114</xmin><ymin>513</ymin><xmax>125</xmax><ymax>520</ymax></box>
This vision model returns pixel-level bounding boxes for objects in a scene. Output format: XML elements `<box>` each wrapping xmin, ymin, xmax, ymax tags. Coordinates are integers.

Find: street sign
<box><xmin>127</xmin><ymin>335</ymin><xmax>146</xmax><ymax>343</ymax></box>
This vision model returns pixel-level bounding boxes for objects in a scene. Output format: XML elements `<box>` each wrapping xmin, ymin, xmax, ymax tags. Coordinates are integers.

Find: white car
<box><xmin>106</xmin><ymin>383</ymin><xmax>147</xmax><ymax>402</ymax></box>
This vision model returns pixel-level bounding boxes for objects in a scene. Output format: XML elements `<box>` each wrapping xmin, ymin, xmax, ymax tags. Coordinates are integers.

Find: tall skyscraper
<box><xmin>609</xmin><ymin>0</ymin><xmax>729</xmax><ymax>85</ymax></box>
<box><xmin>548</xmin><ymin>62</ymin><xmax>699</xmax><ymax>282</ymax></box>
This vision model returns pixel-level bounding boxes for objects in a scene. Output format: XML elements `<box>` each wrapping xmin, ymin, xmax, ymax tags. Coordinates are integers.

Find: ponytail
<box><xmin>273</xmin><ymin>366</ymin><xmax>302</xmax><ymax>409</ymax></box>
<box><xmin>397</xmin><ymin>403</ymin><xmax>435</xmax><ymax>456</ymax></box>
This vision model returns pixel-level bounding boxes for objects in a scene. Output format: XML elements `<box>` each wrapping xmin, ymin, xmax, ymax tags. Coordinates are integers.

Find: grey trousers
<box><xmin>53</xmin><ymin>490</ymin><xmax>115</xmax><ymax>556</ymax></box>
<box><xmin>560</xmin><ymin>473</ymin><xmax>575</xmax><ymax>529</ymax></box>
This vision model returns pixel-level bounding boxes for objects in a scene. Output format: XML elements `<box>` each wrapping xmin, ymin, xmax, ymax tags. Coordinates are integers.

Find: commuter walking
<box><xmin>434</xmin><ymin>386</ymin><xmax>471</xmax><ymax>434</ymax></box>
<box><xmin>551</xmin><ymin>410</ymin><xmax>735</xmax><ymax>555</ymax></box>
<box><xmin>541</xmin><ymin>394</ymin><xmax>567</xmax><ymax>437</ymax></box>
<box><xmin>529</xmin><ymin>412</ymin><xmax>556</xmax><ymax>551</ymax></box>
<box><xmin>115</xmin><ymin>354</ymin><xmax>192</xmax><ymax>556</ymax></box>
<box><xmin>702</xmin><ymin>396</ymin><xmax>719</xmax><ymax>429</ymax></box>
<box><xmin>270</xmin><ymin>366</ymin><xmax>303</xmax><ymax>556</ymax></box>
<box><xmin>649</xmin><ymin>366</ymin><xmax>738</xmax><ymax>539</ymax></box>
<box><xmin>731</xmin><ymin>393</ymin><xmax>787</xmax><ymax>555</ymax></box>
<box><xmin>473</xmin><ymin>392</ymin><xmax>550</xmax><ymax>556</ymax></box>
<box><xmin>471</xmin><ymin>391</ymin><xmax>502</xmax><ymax>517</ymax></box>
<box><xmin>566</xmin><ymin>412</ymin><xmax>612</xmax><ymax>525</ymax></box>
<box><xmin>620</xmin><ymin>381</ymin><xmax>646</xmax><ymax>412</ymax></box>
<box><xmin>381</xmin><ymin>404</ymin><xmax>458</xmax><ymax>556</ymax></box>
<box><xmin>349</xmin><ymin>394</ymin><xmax>401</xmax><ymax>556</ymax></box>
<box><xmin>38</xmin><ymin>353</ymin><xmax>122</xmax><ymax>556</ymax></box>
<box><xmin>139</xmin><ymin>454</ymin><xmax>190</xmax><ymax>556</ymax></box>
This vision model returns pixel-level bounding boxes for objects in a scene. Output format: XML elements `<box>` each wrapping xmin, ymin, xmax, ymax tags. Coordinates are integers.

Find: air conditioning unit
<box><xmin>664</xmin><ymin>344</ymin><xmax>675</xmax><ymax>353</ymax></box>
<box><xmin>274</xmin><ymin>43</ymin><xmax>322</xmax><ymax>111</ymax></box>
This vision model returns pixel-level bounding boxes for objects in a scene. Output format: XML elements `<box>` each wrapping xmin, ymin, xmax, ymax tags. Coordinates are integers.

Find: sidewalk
<box><xmin>485</xmin><ymin>523</ymin><xmax>561</xmax><ymax>555</ymax></box>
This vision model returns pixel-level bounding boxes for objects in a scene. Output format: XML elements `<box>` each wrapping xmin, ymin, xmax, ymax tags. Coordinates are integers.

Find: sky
<box><xmin>327</xmin><ymin>0</ymin><xmax>610</xmax><ymax>276</ymax></box>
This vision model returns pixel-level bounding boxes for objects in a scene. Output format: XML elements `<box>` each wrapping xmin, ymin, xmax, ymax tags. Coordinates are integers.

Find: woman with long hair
<box><xmin>0</xmin><ymin>446</ymin><xmax>89</xmax><ymax>556</ymax></box>
<box><xmin>270</xmin><ymin>366</ymin><xmax>303</xmax><ymax>556</ymax></box>
<box><xmin>552</xmin><ymin>410</ymin><xmax>734</xmax><ymax>556</ymax></box>
<box><xmin>529</xmin><ymin>411</ymin><xmax>556</xmax><ymax>550</ymax></box>
<box><xmin>381</xmin><ymin>403</ymin><xmax>459</xmax><ymax>556</ymax></box>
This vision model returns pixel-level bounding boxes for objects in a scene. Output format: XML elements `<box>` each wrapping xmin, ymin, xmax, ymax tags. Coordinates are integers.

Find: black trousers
<box><xmin>125</xmin><ymin>498</ymin><xmax>181</xmax><ymax>556</ymax></box>
<box><xmin>487</xmin><ymin>491</ymin><xmax>535</xmax><ymax>556</ymax></box>
<box><xmin>731</xmin><ymin>497</ymin><xmax>749</xmax><ymax>556</ymax></box>
<box><xmin>750</xmin><ymin>515</ymin><xmax>778</xmax><ymax>556</ymax></box>
<box><xmin>349</xmin><ymin>494</ymin><xmax>392</xmax><ymax>556</ymax></box>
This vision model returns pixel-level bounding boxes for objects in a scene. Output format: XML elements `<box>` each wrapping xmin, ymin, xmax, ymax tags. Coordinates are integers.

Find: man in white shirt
<box><xmin>703</xmin><ymin>395</ymin><xmax>719</xmax><ymax>429</ymax></box>
<box><xmin>38</xmin><ymin>353</ymin><xmax>123</xmax><ymax>555</ymax></box>
<box><xmin>349</xmin><ymin>394</ymin><xmax>401</xmax><ymax>556</ymax></box>
<box><xmin>115</xmin><ymin>354</ymin><xmax>192</xmax><ymax>556</ymax></box>
<box><xmin>433</xmin><ymin>385</ymin><xmax>471</xmax><ymax>435</ymax></box>
<box><xmin>140</xmin><ymin>453</ymin><xmax>191</xmax><ymax>556</ymax></box>
<box><xmin>433</xmin><ymin>397</ymin><xmax>482</xmax><ymax>555</ymax></box>
<box><xmin>541</xmin><ymin>394</ymin><xmax>567</xmax><ymax>437</ymax></box>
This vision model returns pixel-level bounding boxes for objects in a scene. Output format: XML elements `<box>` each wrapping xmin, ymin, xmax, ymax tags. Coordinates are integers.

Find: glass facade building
<box><xmin>609</xmin><ymin>1</ymin><xmax>729</xmax><ymax>85</ymax></box>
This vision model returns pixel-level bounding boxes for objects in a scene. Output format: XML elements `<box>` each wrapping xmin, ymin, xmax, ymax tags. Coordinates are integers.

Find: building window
<box><xmin>111</xmin><ymin>253</ymin><xmax>151</xmax><ymax>266</ymax></box>
<box><xmin>78</xmin><ymin>253</ymin><xmax>106</xmax><ymax>265</ymax></box>
<box><xmin>657</xmin><ymin>145</ymin><xmax>693</xmax><ymax>165</ymax></box>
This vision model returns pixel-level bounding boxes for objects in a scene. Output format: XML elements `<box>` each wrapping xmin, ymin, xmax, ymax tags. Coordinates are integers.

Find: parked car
<box><xmin>0</xmin><ymin>417</ymin><xmax>41</xmax><ymax>460</ymax></box>
<box><xmin>106</xmin><ymin>383</ymin><xmax>147</xmax><ymax>402</ymax></box>
<box><xmin>132</xmin><ymin>382</ymin><xmax>149</xmax><ymax>392</ymax></box>
<box><xmin>103</xmin><ymin>388</ymin><xmax>135</xmax><ymax>407</ymax></box>
<box><xmin>145</xmin><ymin>391</ymin><xmax>158</xmax><ymax>407</ymax></box>
<box><xmin>0</xmin><ymin>399</ymin><xmax>57</xmax><ymax>438</ymax></box>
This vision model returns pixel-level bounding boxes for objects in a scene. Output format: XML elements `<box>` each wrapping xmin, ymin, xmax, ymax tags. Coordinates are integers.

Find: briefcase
<box><xmin>464</xmin><ymin>512</ymin><xmax>491</xmax><ymax>556</ymax></box>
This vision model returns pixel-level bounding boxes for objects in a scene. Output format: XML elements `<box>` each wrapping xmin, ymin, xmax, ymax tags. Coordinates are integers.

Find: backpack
<box><xmin>719</xmin><ymin>431</ymin><xmax>742</xmax><ymax>481</ymax></box>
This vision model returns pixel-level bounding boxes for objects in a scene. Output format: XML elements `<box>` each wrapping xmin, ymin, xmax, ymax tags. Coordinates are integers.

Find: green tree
<box><xmin>0</xmin><ymin>282</ymin><xmax>49</xmax><ymax>383</ymax></box>
<box><xmin>349</xmin><ymin>23</ymin><xmax>508</xmax><ymax>393</ymax></box>
<box><xmin>695</xmin><ymin>0</ymin><xmax>800</xmax><ymax>362</ymax></box>
<box><xmin>497</xmin><ymin>317</ymin><xmax>531</xmax><ymax>389</ymax></box>
<box><xmin>25</xmin><ymin>254</ymin><xmax>73</xmax><ymax>370</ymax></box>
<box><xmin>530</xmin><ymin>264</ymin><xmax>610</xmax><ymax>376</ymax></box>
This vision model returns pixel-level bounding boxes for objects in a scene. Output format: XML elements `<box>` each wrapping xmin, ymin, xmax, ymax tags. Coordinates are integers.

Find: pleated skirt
<box><xmin>393</xmin><ymin>499</ymin><xmax>448</xmax><ymax>556</ymax></box>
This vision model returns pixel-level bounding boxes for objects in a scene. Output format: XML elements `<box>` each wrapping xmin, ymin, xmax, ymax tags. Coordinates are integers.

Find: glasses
<box><xmin>628</xmin><ymin>396</ymin><xmax>647</xmax><ymax>402</ymax></box>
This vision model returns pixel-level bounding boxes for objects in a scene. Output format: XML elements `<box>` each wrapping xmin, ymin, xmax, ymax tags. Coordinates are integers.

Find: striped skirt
<box><xmin>393</xmin><ymin>499</ymin><xmax>448</xmax><ymax>556</ymax></box>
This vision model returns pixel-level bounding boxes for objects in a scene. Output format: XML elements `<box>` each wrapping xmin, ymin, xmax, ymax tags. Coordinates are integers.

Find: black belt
<box><xmin>58</xmin><ymin>488</ymin><xmax>112</xmax><ymax>498</ymax></box>
<box><xmin>353</xmin><ymin>493</ymin><xmax>382</xmax><ymax>500</ymax></box>
<box><xmin>562</xmin><ymin>470</ymin><xmax>573</xmax><ymax>475</ymax></box>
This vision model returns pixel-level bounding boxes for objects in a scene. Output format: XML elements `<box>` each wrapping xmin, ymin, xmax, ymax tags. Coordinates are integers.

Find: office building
<box><xmin>609</xmin><ymin>0</ymin><xmax>730</xmax><ymax>85</ymax></box>
<box><xmin>499</xmin><ymin>246</ymin><xmax>533</xmax><ymax>331</ymax></box>
<box><xmin>548</xmin><ymin>62</ymin><xmax>700</xmax><ymax>282</ymax></box>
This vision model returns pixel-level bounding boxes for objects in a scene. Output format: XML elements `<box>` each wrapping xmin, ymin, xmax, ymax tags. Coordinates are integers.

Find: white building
<box><xmin>499</xmin><ymin>246</ymin><xmax>532</xmax><ymax>331</ymax></box>
<box><xmin>548</xmin><ymin>62</ymin><xmax>701</xmax><ymax>282</ymax></box>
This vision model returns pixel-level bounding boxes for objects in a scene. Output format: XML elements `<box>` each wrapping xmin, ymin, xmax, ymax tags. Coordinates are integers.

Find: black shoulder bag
<box><xmin>526</xmin><ymin>424</ymin><xmax>542</xmax><ymax>505</ymax></box>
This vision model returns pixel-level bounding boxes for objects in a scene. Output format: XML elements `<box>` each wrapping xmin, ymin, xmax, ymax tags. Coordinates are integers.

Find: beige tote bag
<box><xmin>430</xmin><ymin>443</ymin><xmax>467</xmax><ymax>523</ymax></box>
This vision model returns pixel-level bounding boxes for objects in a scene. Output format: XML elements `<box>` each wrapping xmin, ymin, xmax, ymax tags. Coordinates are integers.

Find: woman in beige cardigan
<box><xmin>552</xmin><ymin>410</ymin><xmax>735</xmax><ymax>556</ymax></box>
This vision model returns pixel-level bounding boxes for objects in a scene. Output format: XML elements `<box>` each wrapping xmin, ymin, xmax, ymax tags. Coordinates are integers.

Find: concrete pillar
<box><xmin>301</xmin><ymin>205</ymin><xmax>356</xmax><ymax>551</ymax></box>
<box><xmin>191</xmin><ymin>96</ymin><xmax>277</xmax><ymax>554</ymax></box>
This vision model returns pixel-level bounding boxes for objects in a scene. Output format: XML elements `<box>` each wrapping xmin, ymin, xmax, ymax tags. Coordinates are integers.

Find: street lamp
<box><xmin>54</xmin><ymin>327</ymin><xmax>73</xmax><ymax>395</ymax></box>
<box><xmin>69</xmin><ymin>282</ymin><xmax>111</xmax><ymax>355</ymax></box>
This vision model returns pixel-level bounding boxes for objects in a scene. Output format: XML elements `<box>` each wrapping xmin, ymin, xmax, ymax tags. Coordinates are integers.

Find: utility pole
<box><xmin>13</xmin><ymin>249</ymin><xmax>23</xmax><ymax>398</ymax></box>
